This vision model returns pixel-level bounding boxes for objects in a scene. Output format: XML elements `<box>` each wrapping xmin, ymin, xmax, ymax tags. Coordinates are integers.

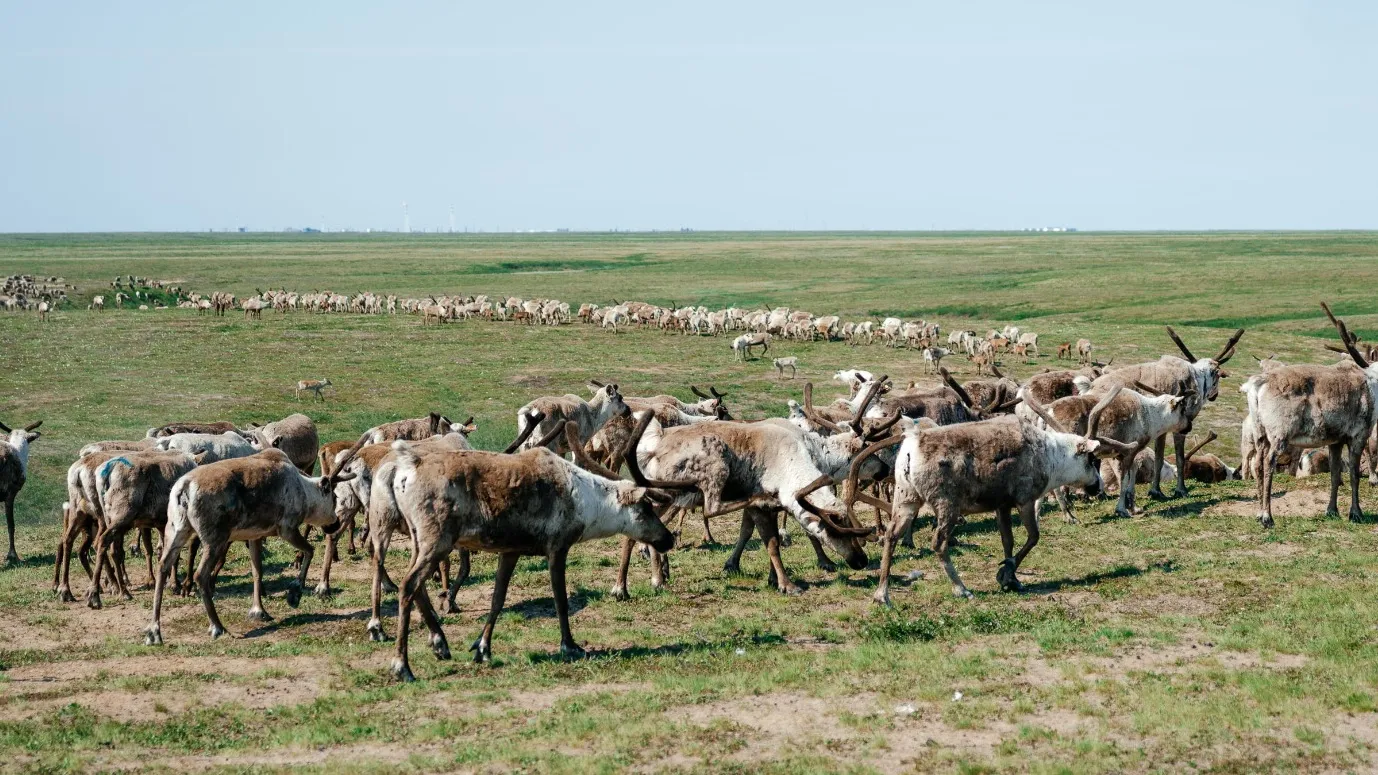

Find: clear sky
<box><xmin>1</xmin><ymin>1</ymin><xmax>1374</xmax><ymax>232</ymax></box>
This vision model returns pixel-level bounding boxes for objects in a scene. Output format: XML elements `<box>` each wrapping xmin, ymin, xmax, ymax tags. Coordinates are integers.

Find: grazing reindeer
<box><xmin>1057</xmin><ymin>342</ymin><xmax>1073</xmax><ymax>360</ymax></box>
<box><xmin>0</xmin><ymin>420</ymin><xmax>42</xmax><ymax>564</ymax></box>
<box><xmin>732</xmin><ymin>332</ymin><xmax>771</xmax><ymax>361</ymax></box>
<box><xmin>1247</xmin><ymin>304</ymin><xmax>1377</xmax><ymax>527</ymax></box>
<box><xmin>382</xmin><ymin>423</ymin><xmax>675</xmax><ymax>680</ymax></box>
<box><xmin>856</xmin><ymin>395</ymin><xmax>1129</xmax><ymax>603</ymax></box>
<box><xmin>295</xmin><ymin>378</ymin><xmax>332</xmax><ymax>402</ymax></box>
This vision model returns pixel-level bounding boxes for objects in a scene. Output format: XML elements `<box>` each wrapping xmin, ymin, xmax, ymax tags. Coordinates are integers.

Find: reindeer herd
<box><xmin>5</xmin><ymin>303</ymin><xmax>1378</xmax><ymax>679</ymax></box>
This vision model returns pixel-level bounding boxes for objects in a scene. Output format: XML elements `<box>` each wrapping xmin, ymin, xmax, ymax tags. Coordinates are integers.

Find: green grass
<box><xmin>1</xmin><ymin>231</ymin><xmax>1378</xmax><ymax>772</ymax></box>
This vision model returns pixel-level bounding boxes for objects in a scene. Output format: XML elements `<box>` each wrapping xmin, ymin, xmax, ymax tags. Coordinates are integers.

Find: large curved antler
<box><xmin>938</xmin><ymin>367</ymin><xmax>976</xmax><ymax>410</ymax></box>
<box><xmin>1165</xmin><ymin>326</ymin><xmax>1197</xmax><ymax>361</ymax></box>
<box><xmin>1322</xmin><ymin>302</ymin><xmax>1370</xmax><ymax>368</ymax></box>
<box><xmin>802</xmin><ymin>382</ymin><xmax>845</xmax><ymax>434</ymax></box>
<box><xmin>1086</xmin><ymin>385</ymin><xmax>1123</xmax><ymax>440</ymax></box>
<box><xmin>850</xmin><ymin>376</ymin><xmax>887</xmax><ymax>426</ymax></box>
<box><xmin>328</xmin><ymin>431</ymin><xmax>372</xmax><ymax>485</ymax></box>
<box><xmin>564</xmin><ymin>422</ymin><xmax>622</xmax><ymax>479</ymax></box>
<box><xmin>1215</xmin><ymin>328</ymin><xmax>1245</xmax><ymax>364</ymax></box>
<box><xmin>22</xmin><ymin>420</ymin><xmax>41</xmax><ymax>432</ymax></box>
<box><xmin>795</xmin><ymin>474</ymin><xmax>873</xmax><ymax>537</ymax></box>
<box><xmin>622</xmin><ymin>412</ymin><xmax>700</xmax><ymax>491</ymax></box>
<box><xmin>690</xmin><ymin>385</ymin><xmax>710</xmax><ymax>400</ymax></box>
<box><xmin>843</xmin><ymin>433</ymin><xmax>904</xmax><ymax>528</ymax></box>
<box><xmin>1019</xmin><ymin>391</ymin><xmax>1067</xmax><ymax>433</ymax></box>
<box><xmin>503</xmin><ymin>410</ymin><xmax>545</xmax><ymax>453</ymax></box>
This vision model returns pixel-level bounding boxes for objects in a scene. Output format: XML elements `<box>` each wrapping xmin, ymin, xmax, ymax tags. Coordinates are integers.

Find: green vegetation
<box><xmin>1</xmin><ymin>231</ymin><xmax>1377</xmax><ymax>772</ymax></box>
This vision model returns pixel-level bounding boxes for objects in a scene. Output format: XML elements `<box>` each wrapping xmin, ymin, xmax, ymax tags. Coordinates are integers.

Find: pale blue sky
<box><xmin>1</xmin><ymin>1</ymin><xmax>1374</xmax><ymax>232</ymax></box>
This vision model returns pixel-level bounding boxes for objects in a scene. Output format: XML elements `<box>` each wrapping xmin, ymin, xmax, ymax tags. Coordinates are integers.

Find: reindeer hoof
<box><xmin>996</xmin><ymin>561</ymin><xmax>1023</xmax><ymax>593</ymax></box>
<box><xmin>245</xmin><ymin>608</ymin><xmax>273</xmax><ymax>623</ymax></box>
<box><xmin>366</xmin><ymin>619</ymin><xmax>387</xmax><ymax>642</ymax></box>
<box><xmin>871</xmin><ymin>590</ymin><xmax>893</xmax><ymax>607</ymax></box>
<box><xmin>285</xmin><ymin>586</ymin><xmax>302</xmax><ymax>607</ymax></box>
<box><xmin>1147</xmin><ymin>489</ymin><xmax>1167</xmax><ymax>501</ymax></box>
<box><xmin>5</xmin><ymin>551</ymin><xmax>19</xmax><ymax>566</ymax></box>
<box><xmin>57</xmin><ymin>587</ymin><xmax>76</xmax><ymax>603</ymax></box>
<box><xmin>314</xmin><ymin>582</ymin><xmax>332</xmax><ymax>598</ymax></box>
<box><xmin>208</xmin><ymin>624</ymin><xmax>226</xmax><ymax>640</ymax></box>
<box><xmin>1350</xmin><ymin>509</ymin><xmax>1364</xmax><ymax>523</ymax></box>
<box><xmin>390</xmin><ymin>659</ymin><xmax>416</xmax><ymax>683</ymax></box>
<box><xmin>560</xmin><ymin>642</ymin><xmax>587</xmax><ymax>660</ymax></box>
<box><xmin>381</xmin><ymin>580</ymin><xmax>398</xmax><ymax>595</ymax></box>
<box><xmin>430</xmin><ymin>633</ymin><xmax>451</xmax><ymax>661</ymax></box>
<box><xmin>816</xmin><ymin>559</ymin><xmax>838</xmax><ymax>573</ymax></box>
<box><xmin>85</xmin><ymin>593</ymin><xmax>102</xmax><ymax>610</ymax></box>
<box><xmin>953</xmin><ymin>587</ymin><xmax>975</xmax><ymax>600</ymax></box>
<box><xmin>722</xmin><ymin>562</ymin><xmax>743</xmax><ymax>576</ymax></box>
<box><xmin>610</xmin><ymin>585</ymin><xmax>630</xmax><ymax>602</ymax></box>
<box><xmin>1258</xmin><ymin>513</ymin><xmax>1275</xmax><ymax>529</ymax></box>
<box><xmin>469</xmin><ymin>639</ymin><xmax>492</xmax><ymax>664</ymax></box>
<box><xmin>1115</xmin><ymin>508</ymin><xmax>1134</xmax><ymax>520</ymax></box>
<box><xmin>778</xmin><ymin>584</ymin><xmax>804</xmax><ymax>596</ymax></box>
<box><xmin>144</xmin><ymin>626</ymin><xmax>163</xmax><ymax>646</ymax></box>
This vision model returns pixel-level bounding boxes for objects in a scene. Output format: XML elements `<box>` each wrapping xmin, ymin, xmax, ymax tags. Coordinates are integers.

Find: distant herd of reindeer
<box><xmin>3</xmin><ymin>275</ymin><xmax>1375</xmax><ymax>679</ymax></box>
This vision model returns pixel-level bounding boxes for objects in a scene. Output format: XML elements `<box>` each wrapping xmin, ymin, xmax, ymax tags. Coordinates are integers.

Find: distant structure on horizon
<box><xmin>1023</xmin><ymin>226</ymin><xmax>1078</xmax><ymax>232</ymax></box>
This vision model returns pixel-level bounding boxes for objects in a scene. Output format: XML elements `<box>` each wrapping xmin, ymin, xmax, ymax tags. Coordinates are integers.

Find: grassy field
<box><xmin>2</xmin><ymin>231</ymin><xmax>1378</xmax><ymax>773</ymax></box>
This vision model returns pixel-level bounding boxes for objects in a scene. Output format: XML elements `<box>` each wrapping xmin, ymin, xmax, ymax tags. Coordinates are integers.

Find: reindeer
<box><xmin>295</xmin><ymin>378</ymin><xmax>332</xmax><ymax>402</ymax></box>
<box><xmin>85</xmin><ymin>450</ymin><xmax>201</xmax><ymax>609</ymax></box>
<box><xmin>515</xmin><ymin>383</ymin><xmax>630</xmax><ymax>455</ymax></box>
<box><xmin>1247</xmin><ymin>305</ymin><xmax>1377</xmax><ymax>527</ymax></box>
<box><xmin>922</xmin><ymin>347</ymin><xmax>952</xmax><ymax>374</ymax></box>
<box><xmin>1091</xmin><ymin>327</ymin><xmax>1243</xmax><ymax>500</ymax></box>
<box><xmin>615</xmin><ymin>389</ymin><xmax>883</xmax><ymax>597</ymax></box>
<box><xmin>1042</xmin><ymin>383</ymin><xmax>1193</xmax><ymax>519</ymax></box>
<box><xmin>381</xmin><ymin>423</ymin><xmax>676</xmax><ymax>680</ymax></box>
<box><xmin>365</xmin><ymin>413</ymin><xmax>475</xmax><ymax>444</ymax></box>
<box><xmin>143</xmin><ymin>441</ymin><xmax>364</xmax><ymax>645</ymax></box>
<box><xmin>732</xmin><ymin>332</ymin><xmax>770</xmax><ymax>361</ymax></box>
<box><xmin>1076</xmin><ymin>339</ymin><xmax>1094</xmax><ymax>364</ymax></box>
<box><xmin>1057</xmin><ymin>342</ymin><xmax>1073</xmax><ymax>360</ymax></box>
<box><xmin>855</xmin><ymin>395</ymin><xmax>1130</xmax><ymax>603</ymax></box>
<box><xmin>773</xmin><ymin>356</ymin><xmax>799</xmax><ymax>379</ymax></box>
<box><xmin>1178</xmin><ymin>431</ymin><xmax>1241</xmax><ymax>483</ymax></box>
<box><xmin>0</xmin><ymin>420</ymin><xmax>42</xmax><ymax>564</ymax></box>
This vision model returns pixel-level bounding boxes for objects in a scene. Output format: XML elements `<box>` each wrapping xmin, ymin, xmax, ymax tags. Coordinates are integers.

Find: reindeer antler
<box><xmin>1086</xmin><ymin>385</ymin><xmax>1123</xmax><ymax>440</ymax></box>
<box><xmin>1165</xmin><ymin>326</ymin><xmax>1197</xmax><ymax>361</ymax></box>
<box><xmin>503</xmin><ymin>410</ymin><xmax>545</xmax><ymax>453</ymax></box>
<box><xmin>1184</xmin><ymin>431</ymin><xmax>1218</xmax><ymax>462</ymax></box>
<box><xmin>939</xmin><ymin>367</ymin><xmax>976</xmax><ymax>410</ymax></box>
<box><xmin>802</xmin><ymin>382</ymin><xmax>844</xmax><ymax>434</ymax></box>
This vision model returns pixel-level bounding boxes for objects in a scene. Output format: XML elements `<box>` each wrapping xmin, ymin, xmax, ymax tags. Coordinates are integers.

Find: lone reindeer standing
<box><xmin>295</xmin><ymin>378</ymin><xmax>332</xmax><ymax>402</ymax></box>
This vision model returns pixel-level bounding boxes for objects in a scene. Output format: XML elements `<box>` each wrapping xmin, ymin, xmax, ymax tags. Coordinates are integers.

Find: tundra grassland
<box><xmin>2</xmin><ymin>231</ymin><xmax>1378</xmax><ymax>773</ymax></box>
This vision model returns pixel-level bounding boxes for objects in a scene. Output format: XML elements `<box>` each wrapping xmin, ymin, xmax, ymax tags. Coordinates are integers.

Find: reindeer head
<box><xmin>1165</xmin><ymin>326</ymin><xmax>1244</xmax><ymax>402</ymax></box>
<box><xmin>1022</xmin><ymin>387</ymin><xmax>1136</xmax><ymax>497</ymax></box>
<box><xmin>588</xmin><ymin>382</ymin><xmax>630</xmax><ymax>417</ymax></box>
<box><xmin>689</xmin><ymin>385</ymin><xmax>731</xmax><ymax>419</ymax></box>
<box><xmin>0</xmin><ymin>420</ymin><xmax>42</xmax><ymax>455</ymax></box>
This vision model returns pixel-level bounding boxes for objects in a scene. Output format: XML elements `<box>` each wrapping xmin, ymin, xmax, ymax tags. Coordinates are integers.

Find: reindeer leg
<box><xmin>1148</xmin><ymin>436</ymin><xmax>1168</xmax><ymax>500</ymax></box>
<box><xmin>548</xmin><ymin>547</ymin><xmax>585</xmax><ymax>659</ymax></box>
<box><xmin>934</xmin><ymin>505</ymin><xmax>972</xmax><ymax>599</ymax></box>
<box><xmin>140</xmin><ymin>528</ymin><xmax>156</xmax><ymax>588</ymax></box>
<box><xmin>442</xmin><ymin>549</ymin><xmax>470</xmax><ymax>614</ymax></box>
<box><xmin>1054</xmin><ymin>488</ymin><xmax>1079</xmax><ymax>524</ymax></box>
<box><xmin>611</xmin><ymin>537</ymin><xmax>635</xmax><ymax>601</ymax></box>
<box><xmin>367</xmin><ymin>519</ymin><xmax>394</xmax><ymax>641</ymax></box>
<box><xmin>1327</xmin><ymin>442</ymin><xmax>1344</xmax><ymax>518</ymax></box>
<box><xmin>723</xmin><ymin>513</ymin><xmax>754</xmax><ymax>576</ymax></box>
<box><xmin>4</xmin><ymin>495</ymin><xmax>18</xmax><ymax>565</ymax></box>
<box><xmin>392</xmin><ymin>553</ymin><xmax>439</xmax><ymax>682</ymax></box>
<box><xmin>197</xmin><ymin>538</ymin><xmax>231</xmax><ymax>640</ymax></box>
<box><xmin>471</xmin><ymin>552</ymin><xmax>519</xmax><ymax>664</ymax></box>
<box><xmin>753</xmin><ymin>507</ymin><xmax>801</xmax><ymax>595</ymax></box>
<box><xmin>1258</xmin><ymin>438</ymin><xmax>1276</xmax><ymax>528</ymax></box>
<box><xmin>277</xmin><ymin>527</ymin><xmax>314</xmax><ymax>607</ymax></box>
<box><xmin>1007</xmin><ymin>500</ymin><xmax>1040</xmax><ymax>590</ymax></box>
<box><xmin>1348</xmin><ymin>440</ymin><xmax>1364</xmax><ymax>522</ymax></box>
<box><xmin>316</xmin><ymin>527</ymin><xmax>341</xmax><ymax>598</ymax></box>
<box><xmin>144</xmin><ymin>520</ymin><xmax>193</xmax><ymax>646</ymax></box>
<box><xmin>1115</xmin><ymin>452</ymin><xmax>1136</xmax><ymax>519</ymax></box>
<box><xmin>873</xmin><ymin>499</ymin><xmax>917</xmax><ymax>606</ymax></box>
<box><xmin>700</xmin><ymin>510</ymin><xmax>718</xmax><ymax>547</ymax></box>
<box><xmin>994</xmin><ymin>506</ymin><xmax>1019</xmax><ymax>591</ymax></box>
<box><xmin>1171</xmin><ymin>432</ymin><xmax>1189</xmax><ymax>498</ymax></box>
<box><xmin>245</xmin><ymin>539</ymin><xmax>273</xmax><ymax>622</ymax></box>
